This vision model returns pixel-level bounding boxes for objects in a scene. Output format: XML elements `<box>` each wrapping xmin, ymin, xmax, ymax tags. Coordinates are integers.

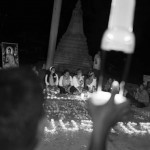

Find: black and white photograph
<box><xmin>1</xmin><ymin>42</ymin><xmax>19</xmax><ymax>68</ymax></box>
<box><xmin>0</xmin><ymin>0</ymin><xmax>150</xmax><ymax>150</ymax></box>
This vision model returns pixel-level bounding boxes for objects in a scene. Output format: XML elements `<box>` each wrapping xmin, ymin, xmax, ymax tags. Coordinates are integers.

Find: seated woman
<box><xmin>134</xmin><ymin>84</ymin><xmax>149</xmax><ymax>107</ymax></box>
<box><xmin>59</xmin><ymin>69</ymin><xmax>73</xmax><ymax>94</ymax></box>
<box><xmin>45</xmin><ymin>66</ymin><xmax>59</xmax><ymax>94</ymax></box>
<box><xmin>70</xmin><ymin>69</ymin><xmax>84</xmax><ymax>94</ymax></box>
<box><xmin>146</xmin><ymin>81</ymin><xmax>150</xmax><ymax>98</ymax></box>
<box><xmin>85</xmin><ymin>71</ymin><xmax>97</xmax><ymax>93</ymax></box>
<box><xmin>103</xmin><ymin>78</ymin><xmax>113</xmax><ymax>92</ymax></box>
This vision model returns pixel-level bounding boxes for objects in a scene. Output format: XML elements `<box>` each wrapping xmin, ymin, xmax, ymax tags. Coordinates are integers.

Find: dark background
<box><xmin>0</xmin><ymin>0</ymin><xmax>150</xmax><ymax>82</ymax></box>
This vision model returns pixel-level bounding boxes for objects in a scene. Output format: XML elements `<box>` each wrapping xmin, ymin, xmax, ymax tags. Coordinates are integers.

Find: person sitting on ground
<box><xmin>123</xmin><ymin>88</ymin><xmax>146</xmax><ymax>108</ymax></box>
<box><xmin>93</xmin><ymin>50</ymin><xmax>101</xmax><ymax>83</ymax></box>
<box><xmin>70</xmin><ymin>69</ymin><xmax>84</xmax><ymax>94</ymax></box>
<box><xmin>59</xmin><ymin>69</ymin><xmax>73</xmax><ymax>94</ymax></box>
<box><xmin>104</xmin><ymin>78</ymin><xmax>113</xmax><ymax>92</ymax></box>
<box><xmin>0</xmin><ymin>67</ymin><xmax>44</xmax><ymax>150</ymax></box>
<box><xmin>45</xmin><ymin>66</ymin><xmax>59</xmax><ymax>94</ymax></box>
<box><xmin>146</xmin><ymin>81</ymin><xmax>150</xmax><ymax>99</ymax></box>
<box><xmin>134</xmin><ymin>84</ymin><xmax>149</xmax><ymax>107</ymax></box>
<box><xmin>85</xmin><ymin>71</ymin><xmax>97</xmax><ymax>93</ymax></box>
<box><xmin>38</xmin><ymin>63</ymin><xmax>46</xmax><ymax>89</ymax></box>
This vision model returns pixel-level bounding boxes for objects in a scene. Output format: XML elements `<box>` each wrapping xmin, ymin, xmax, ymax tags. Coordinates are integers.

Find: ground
<box><xmin>35</xmin><ymin>94</ymin><xmax>150</xmax><ymax>150</ymax></box>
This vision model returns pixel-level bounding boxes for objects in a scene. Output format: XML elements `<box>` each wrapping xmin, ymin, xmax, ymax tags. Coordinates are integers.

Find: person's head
<box><xmin>88</xmin><ymin>71</ymin><xmax>95</xmax><ymax>79</ymax></box>
<box><xmin>0</xmin><ymin>67</ymin><xmax>44</xmax><ymax>150</ymax></box>
<box><xmin>139</xmin><ymin>84</ymin><xmax>144</xmax><ymax>91</ymax></box>
<box><xmin>108</xmin><ymin>78</ymin><xmax>113</xmax><ymax>84</ymax></box>
<box><xmin>32</xmin><ymin>66</ymin><xmax>36</xmax><ymax>71</ymax></box>
<box><xmin>63</xmin><ymin>69</ymin><xmax>70</xmax><ymax>78</ymax></box>
<box><xmin>143</xmin><ymin>81</ymin><xmax>147</xmax><ymax>87</ymax></box>
<box><xmin>8</xmin><ymin>49</ymin><xmax>11</xmax><ymax>54</ymax></box>
<box><xmin>97</xmin><ymin>50</ymin><xmax>101</xmax><ymax>55</ymax></box>
<box><xmin>76</xmin><ymin>69</ymin><xmax>82</xmax><ymax>77</ymax></box>
<box><xmin>50</xmin><ymin>66</ymin><xmax>55</xmax><ymax>74</ymax></box>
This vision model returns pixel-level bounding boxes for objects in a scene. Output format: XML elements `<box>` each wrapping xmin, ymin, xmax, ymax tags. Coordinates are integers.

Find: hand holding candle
<box><xmin>89</xmin><ymin>81</ymin><xmax>130</xmax><ymax>128</ymax></box>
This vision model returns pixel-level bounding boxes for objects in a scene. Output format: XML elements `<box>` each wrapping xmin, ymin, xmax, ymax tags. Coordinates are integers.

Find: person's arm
<box><xmin>92</xmin><ymin>79</ymin><xmax>97</xmax><ymax>91</ymax></box>
<box><xmin>45</xmin><ymin>74</ymin><xmax>49</xmax><ymax>85</ymax></box>
<box><xmin>81</xmin><ymin>76</ymin><xmax>84</xmax><ymax>88</ymax></box>
<box><xmin>94</xmin><ymin>54</ymin><xmax>98</xmax><ymax>64</ymax></box>
<box><xmin>72</xmin><ymin>76</ymin><xmax>81</xmax><ymax>92</ymax></box>
<box><xmin>86</xmin><ymin>78</ymin><xmax>90</xmax><ymax>86</ymax></box>
<box><xmin>93</xmin><ymin>79</ymin><xmax>97</xmax><ymax>87</ymax></box>
<box><xmin>88</xmin><ymin>81</ymin><xmax>129</xmax><ymax>150</ymax></box>
<box><xmin>89</xmin><ymin>122</ymin><xmax>109</xmax><ymax>150</ymax></box>
<box><xmin>70</xmin><ymin>76</ymin><xmax>73</xmax><ymax>86</ymax></box>
<box><xmin>72</xmin><ymin>76</ymin><xmax>78</xmax><ymax>88</ymax></box>
<box><xmin>55</xmin><ymin>74</ymin><xmax>59</xmax><ymax>86</ymax></box>
<box><xmin>59</xmin><ymin>76</ymin><xmax>63</xmax><ymax>87</ymax></box>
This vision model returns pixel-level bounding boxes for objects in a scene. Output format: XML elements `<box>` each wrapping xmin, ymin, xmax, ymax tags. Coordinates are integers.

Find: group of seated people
<box><xmin>44</xmin><ymin>66</ymin><xmax>97</xmax><ymax>94</ymax></box>
<box><xmin>123</xmin><ymin>83</ymin><xmax>150</xmax><ymax>108</ymax></box>
<box><xmin>32</xmin><ymin>64</ymin><xmax>150</xmax><ymax>107</ymax></box>
<box><xmin>103</xmin><ymin>78</ymin><xmax>150</xmax><ymax>108</ymax></box>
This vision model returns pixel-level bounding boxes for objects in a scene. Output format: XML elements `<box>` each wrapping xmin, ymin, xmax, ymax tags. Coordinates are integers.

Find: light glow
<box><xmin>59</xmin><ymin>120</ymin><xmax>79</xmax><ymax>131</ymax></box>
<box><xmin>44</xmin><ymin>119</ymin><xmax>57</xmax><ymax>134</ymax></box>
<box><xmin>44</xmin><ymin>119</ymin><xmax>150</xmax><ymax>136</ymax></box>
<box><xmin>90</xmin><ymin>91</ymin><xmax>111</xmax><ymax>105</ymax></box>
<box><xmin>127</xmin><ymin>122</ymin><xmax>147</xmax><ymax>135</ymax></box>
<box><xmin>114</xmin><ymin>94</ymin><xmax>127</xmax><ymax>104</ymax></box>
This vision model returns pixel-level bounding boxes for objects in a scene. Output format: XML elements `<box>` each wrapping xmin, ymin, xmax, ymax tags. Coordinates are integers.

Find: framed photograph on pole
<box><xmin>1</xmin><ymin>42</ymin><xmax>19</xmax><ymax>68</ymax></box>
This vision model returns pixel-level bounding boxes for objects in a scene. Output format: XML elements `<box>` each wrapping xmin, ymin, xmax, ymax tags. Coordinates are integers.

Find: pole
<box><xmin>46</xmin><ymin>0</ymin><xmax>62</xmax><ymax>70</ymax></box>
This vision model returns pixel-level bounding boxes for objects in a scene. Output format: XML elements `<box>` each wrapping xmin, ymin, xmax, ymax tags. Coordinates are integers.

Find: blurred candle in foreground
<box><xmin>101</xmin><ymin>0</ymin><xmax>136</xmax><ymax>54</ymax></box>
<box><xmin>90</xmin><ymin>91</ymin><xmax>111</xmax><ymax>105</ymax></box>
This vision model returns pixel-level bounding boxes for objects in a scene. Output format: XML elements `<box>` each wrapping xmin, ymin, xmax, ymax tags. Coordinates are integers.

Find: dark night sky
<box><xmin>0</xmin><ymin>0</ymin><xmax>150</xmax><ymax>80</ymax></box>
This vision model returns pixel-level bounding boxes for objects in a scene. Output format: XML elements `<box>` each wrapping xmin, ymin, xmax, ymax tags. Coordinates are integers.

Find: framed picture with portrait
<box><xmin>1</xmin><ymin>42</ymin><xmax>19</xmax><ymax>69</ymax></box>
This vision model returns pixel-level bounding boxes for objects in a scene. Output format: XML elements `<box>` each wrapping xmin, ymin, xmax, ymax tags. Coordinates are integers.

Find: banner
<box><xmin>1</xmin><ymin>42</ymin><xmax>19</xmax><ymax>68</ymax></box>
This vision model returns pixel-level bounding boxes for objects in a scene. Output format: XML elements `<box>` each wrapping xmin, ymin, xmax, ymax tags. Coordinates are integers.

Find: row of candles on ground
<box><xmin>44</xmin><ymin>119</ymin><xmax>150</xmax><ymax>135</ymax></box>
<box><xmin>45</xmin><ymin>92</ymin><xmax>90</xmax><ymax>101</ymax></box>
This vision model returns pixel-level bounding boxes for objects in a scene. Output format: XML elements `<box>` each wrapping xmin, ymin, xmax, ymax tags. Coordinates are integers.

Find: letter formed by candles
<box><xmin>101</xmin><ymin>0</ymin><xmax>136</xmax><ymax>54</ymax></box>
<box><xmin>59</xmin><ymin>120</ymin><xmax>79</xmax><ymax>131</ymax></box>
<box><xmin>140</xmin><ymin>123</ymin><xmax>150</xmax><ymax>134</ymax></box>
<box><xmin>44</xmin><ymin>119</ymin><xmax>57</xmax><ymax>134</ymax></box>
<box><xmin>127</xmin><ymin>122</ymin><xmax>146</xmax><ymax>134</ymax></box>
<box><xmin>80</xmin><ymin>120</ymin><xmax>93</xmax><ymax>132</ymax></box>
<box><xmin>118</xmin><ymin>122</ymin><xmax>134</xmax><ymax>134</ymax></box>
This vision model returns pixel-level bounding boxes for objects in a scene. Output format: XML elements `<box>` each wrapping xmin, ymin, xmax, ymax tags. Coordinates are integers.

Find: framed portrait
<box><xmin>1</xmin><ymin>42</ymin><xmax>19</xmax><ymax>69</ymax></box>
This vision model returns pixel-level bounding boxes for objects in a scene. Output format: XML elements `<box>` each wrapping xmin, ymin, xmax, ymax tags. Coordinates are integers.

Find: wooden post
<box><xmin>46</xmin><ymin>0</ymin><xmax>62</xmax><ymax>70</ymax></box>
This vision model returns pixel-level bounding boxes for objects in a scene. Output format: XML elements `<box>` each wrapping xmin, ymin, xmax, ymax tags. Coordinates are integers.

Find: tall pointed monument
<box><xmin>54</xmin><ymin>0</ymin><xmax>92</xmax><ymax>73</ymax></box>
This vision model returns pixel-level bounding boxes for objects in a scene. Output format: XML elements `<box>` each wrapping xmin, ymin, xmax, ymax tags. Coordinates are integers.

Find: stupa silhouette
<box><xmin>54</xmin><ymin>0</ymin><xmax>92</xmax><ymax>74</ymax></box>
